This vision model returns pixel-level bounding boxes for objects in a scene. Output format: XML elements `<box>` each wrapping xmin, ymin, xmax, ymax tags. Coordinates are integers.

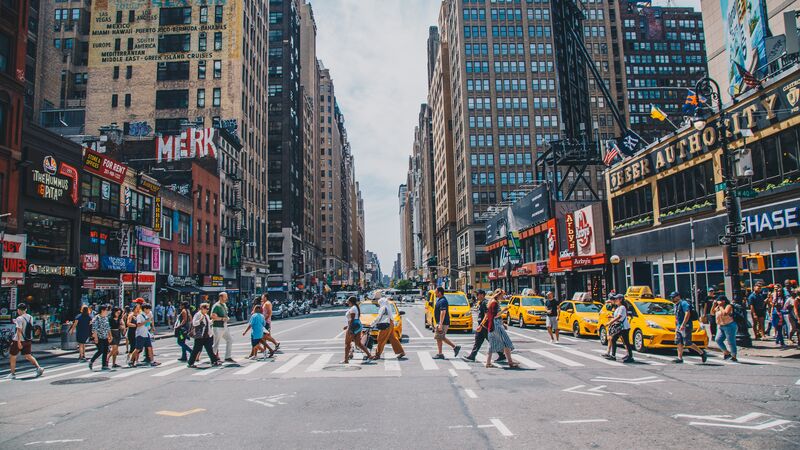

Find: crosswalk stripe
<box><xmin>34</xmin><ymin>367</ymin><xmax>90</xmax><ymax>382</ymax></box>
<box><xmin>589</xmin><ymin>349</ymin><xmax>665</xmax><ymax>366</ymax></box>
<box><xmin>417</xmin><ymin>351</ymin><xmax>438</xmax><ymax>370</ymax></box>
<box><xmin>559</xmin><ymin>348</ymin><xmax>624</xmax><ymax>367</ymax></box>
<box><xmin>152</xmin><ymin>365</ymin><xmax>187</xmax><ymax>377</ymax></box>
<box><xmin>6</xmin><ymin>362</ymin><xmax>81</xmax><ymax>379</ymax></box>
<box><xmin>112</xmin><ymin>367</ymin><xmax>151</xmax><ymax>379</ymax></box>
<box><xmin>529</xmin><ymin>349</ymin><xmax>584</xmax><ymax>367</ymax></box>
<box><xmin>192</xmin><ymin>367</ymin><xmax>223</xmax><ymax>377</ymax></box>
<box><xmin>510</xmin><ymin>353</ymin><xmax>544</xmax><ymax>369</ymax></box>
<box><xmin>272</xmin><ymin>354</ymin><xmax>309</xmax><ymax>374</ymax></box>
<box><xmin>234</xmin><ymin>361</ymin><xmax>270</xmax><ymax>375</ymax></box>
<box><xmin>384</xmin><ymin>359</ymin><xmax>400</xmax><ymax>371</ymax></box>
<box><xmin>449</xmin><ymin>358</ymin><xmax>470</xmax><ymax>370</ymax></box>
<box><xmin>305</xmin><ymin>353</ymin><xmax>334</xmax><ymax>373</ymax></box>
<box><xmin>640</xmin><ymin>353</ymin><xmax>700</xmax><ymax>365</ymax></box>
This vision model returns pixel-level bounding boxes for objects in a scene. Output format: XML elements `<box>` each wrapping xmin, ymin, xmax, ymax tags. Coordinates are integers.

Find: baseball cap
<box><xmin>669</xmin><ymin>291</ymin><xmax>681</xmax><ymax>298</ymax></box>
<box><xmin>132</xmin><ymin>297</ymin><xmax>145</xmax><ymax>304</ymax></box>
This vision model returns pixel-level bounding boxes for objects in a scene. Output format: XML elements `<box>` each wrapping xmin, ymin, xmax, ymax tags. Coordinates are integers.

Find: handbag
<box><xmin>375</xmin><ymin>323</ymin><xmax>390</xmax><ymax>331</ymax></box>
<box><xmin>608</xmin><ymin>321</ymin><xmax>622</xmax><ymax>336</ymax></box>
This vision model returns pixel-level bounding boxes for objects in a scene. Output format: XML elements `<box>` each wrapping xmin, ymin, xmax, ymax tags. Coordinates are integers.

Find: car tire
<box><xmin>599</xmin><ymin>326</ymin><xmax>608</xmax><ymax>346</ymax></box>
<box><xmin>573</xmin><ymin>322</ymin><xmax>581</xmax><ymax>338</ymax></box>
<box><xmin>633</xmin><ymin>329</ymin><xmax>646</xmax><ymax>353</ymax></box>
<box><xmin>518</xmin><ymin>315</ymin><xmax>525</xmax><ymax>328</ymax></box>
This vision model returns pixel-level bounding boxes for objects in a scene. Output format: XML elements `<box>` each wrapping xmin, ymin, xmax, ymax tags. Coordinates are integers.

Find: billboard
<box><xmin>485</xmin><ymin>185</ymin><xmax>551</xmax><ymax>240</ymax></box>
<box><xmin>721</xmin><ymin>0</ymin><xmax>770</xmax><ymax>96</ymax></box>
<box><xmin>88</xmin><ymin>0</ymin><xmax>243</xmax><ymax>67</ymax></box>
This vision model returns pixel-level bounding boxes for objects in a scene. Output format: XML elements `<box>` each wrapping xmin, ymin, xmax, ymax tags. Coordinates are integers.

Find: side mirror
<box><xmin>399</xmin><ymin>311</ymin><xmax>406</xmax><ymax>315</ymax></box>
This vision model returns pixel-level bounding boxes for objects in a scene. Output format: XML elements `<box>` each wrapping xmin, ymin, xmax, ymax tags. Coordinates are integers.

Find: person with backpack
<box><xmin>603</xmin><ymin>294</ymin><xmax>635</xmax><ymax>363</ymax></box>
<box><xmin>174</xmin><ymin>301</ymin><xmax>193</xmax><ymax>362</ymax></box>
<box><xmin>89</xmin><ymin>305</ymin><xmax>112</xmax><ymax>371</ymax></box>
<box><xmin>670</xmin><ymin>291</ymin><xmax>707</xmax><ymax>363</ymax></box>
<box><xmin>7</xmin><ymin>303</ymin><xmax>44</xmax><ymax>379</ymax></box>
<box><xmin>128</xmin><ymin>303</ymin><xmax>160</xmax><ymax>367</ymax></box>
<box><xmin>188</xmin><ymin>302</ymin><xmax>221</xmax><ymax>368</ymax></box>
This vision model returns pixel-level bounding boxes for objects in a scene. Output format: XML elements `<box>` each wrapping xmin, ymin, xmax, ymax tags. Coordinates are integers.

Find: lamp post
<box><xmin>691</xmin><ymin>76</ymin><xmax>743</xmax><ymax>306</ymax></box>
<box><xmin>609</xmin><ymin>255</ymin><xmax>620</xmax><ymax>294</ymax></box>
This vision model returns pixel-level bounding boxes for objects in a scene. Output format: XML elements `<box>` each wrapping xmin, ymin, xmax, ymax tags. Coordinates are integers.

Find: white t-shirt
<box><xmin>135</xmin><ymin>312</ymin><xmax>153</xmax><ymax>338</ymax></box>
<box><xmin>613</xmin><ymin>305</ymin><xmax>630</xmax><ymax>330</ymax></box>
<box><xmin>13</xmin><ymin>313</ymin><xmax>32</xmax><ymax>342</ymax></box>
<box><xmin>346</xmin><ymin>305</ymin><xmax>358</xmax><ymax>324</ymax></box>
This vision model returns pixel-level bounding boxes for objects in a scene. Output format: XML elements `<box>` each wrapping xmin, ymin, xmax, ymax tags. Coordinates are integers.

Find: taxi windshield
<box><xmin>521</xmin><ymin>297</ymin><xmax>545</xmax><ymax>307</ymax></box>
<box><xmin>445</xmin><ymin>294</ymin><xmax>469</xmax><ymax>306</ymax></box>
<box><xmin>359</xmin><ymin>303</ymin><xmax>379</xmax><ymax>314</ymax></box>
<box><xmin>635</xmin><ymin>301</ymin><xmax>674</xmax><ymax>315</ymax></box>
<box><xmin>575</xmin><ymin>303</ymin><xmax>602</xmax><ymax>313</ymax></box>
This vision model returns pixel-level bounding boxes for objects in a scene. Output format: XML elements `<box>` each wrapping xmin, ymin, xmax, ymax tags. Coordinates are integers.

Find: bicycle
<box><xmin>0</xmin><ymin>328</ymin><xmax>14</xmax><ymax>359</ymax></box>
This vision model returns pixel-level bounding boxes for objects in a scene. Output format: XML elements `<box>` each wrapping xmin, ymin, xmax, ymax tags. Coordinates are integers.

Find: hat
<box><xmin>476</xmin><ymin>289</ymin><xmax>486</xmax><ymax>295</ymax></box>
<box><xmin>132</xmin><ymin>298</ymin><xmax>145</xmax><ymax>304</ymax></box>
<box><xmin>707</xmin><ymin>287</ymin><xmax>715</xmax><ymax>292</ymax></box>
<box><xmin>613</xmin><ymin>294</ymin><xmax>625</xmax><ymax>300</ymax></box>
<box><xmin>669</xmin><ymin>291</ymin><xmax>681</xmax><ymax>298</ymax></box>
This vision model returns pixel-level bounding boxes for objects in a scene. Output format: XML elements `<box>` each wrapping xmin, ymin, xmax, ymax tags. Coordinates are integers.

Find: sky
<box><xmin>310</xmin><ymin>0</ymin><xmax>701</xmax><ymax>275</ymax></box>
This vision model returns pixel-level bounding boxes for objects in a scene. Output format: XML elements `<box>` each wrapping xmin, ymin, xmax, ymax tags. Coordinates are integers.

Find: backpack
<box><xmin>21</xmin><ymin>315</ymin><xmax>33</xmax><ymax>341</ymax></box>
<box><xmin>687</xmin><ymin>302</ymin><xmax>699</xmax><ymax>322</ymax></box>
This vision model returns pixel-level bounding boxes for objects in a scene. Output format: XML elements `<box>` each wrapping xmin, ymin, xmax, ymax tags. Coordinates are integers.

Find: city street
<box><xmin>1</xmin><ymin>302</ymin><xmax>798</xmax><ymax>449</ymax></box>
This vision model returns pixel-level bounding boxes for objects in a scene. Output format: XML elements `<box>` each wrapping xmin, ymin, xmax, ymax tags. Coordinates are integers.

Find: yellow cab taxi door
<box><xmin>509</xmin><ymin>297</ymin><xmax>519</xmax><ymax>323</ymax></box>
<box><xmin>427</xmin><ymin>292</ymin><xmax>435</xmax><ymax>327</ymax></box>
<box><xmin>558</xmin><ymin>302</ymin><xmax>571</xmax><ymax>330</ymax></box>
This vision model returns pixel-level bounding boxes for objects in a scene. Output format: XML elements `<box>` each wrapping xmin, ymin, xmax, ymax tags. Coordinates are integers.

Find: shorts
<box><xmin>675</xmin><ymin>328</ymin><xmax>692</xmax><ymax>346</ymax></box>
<box><xmin>111</xmin><ymin>330</ymin><xmax>121</xmax><ymax>346</ymax></box>
<box><xmin>434</xmin><ymin>325</ymin><xmax>449</xmax><ymax>340</ymax></box>
<box><xmin>135</xmin><ymin>336</ymin><xmax>152</xmax><ymax>351</ymax></box>
<box><xmin>10</xmin><ymin>340</ymin><xmax>32</xmax><ymax>356</ymax></box>
<box><xmin>251</xmin><ymin>338</ymin><xmax>263</xmax><ymax>347</ymax></box>
<box><xmin>546</xmin><ymin>316</ymin><xmax>558</xmax><ymax>328</ymax></box>
<box><xmin>264</xmin><ymin>322</ymin><xmax>272</xmax><ymax>333</ymax></box>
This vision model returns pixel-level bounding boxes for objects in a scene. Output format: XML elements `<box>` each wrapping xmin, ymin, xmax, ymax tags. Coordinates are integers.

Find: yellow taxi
<box><xmin>506</xmin><ymin>295</ymin><xmax>547</xmax><ymax>327</ymax></box>
<box><xmin>424</xmin><ymin>290</ymin><xmax>473</xmax><ymax>332</ymax></box>
<box><xmin>598</xmin><ymin>286</ymin><xmax>708</xmax><ymax>352</ymax></box>
<box><xmin>498</xmin><ymin>298</ymin><xmax>510</xmax><ymax>320</ymax></box>
<box><xmin>359</xmin><ymin>300</ymin><xmax>404</xmax><ymax>342</ymax></box>
<box><xmin>556</xmin><ymin>294</ymin><xmax>603</xmax><ymax>337</ymax></box>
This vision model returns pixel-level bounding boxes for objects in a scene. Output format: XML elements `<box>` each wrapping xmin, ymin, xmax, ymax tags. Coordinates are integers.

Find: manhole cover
<box><xmin>52</xmin><ymin>377</ymin><xmax>109</xmax><ymax>385</ymax></box>
<box><xmin>323</xmin><ymin>365</ymin><xmax>361</xmax><ymax>372</ymax></box>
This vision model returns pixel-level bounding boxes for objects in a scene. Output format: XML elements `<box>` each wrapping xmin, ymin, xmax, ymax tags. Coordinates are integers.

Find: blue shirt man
<box><xmin>435</xmin><ymin>296</ymin><xmax>450</xmax><ymax>326</ymax></box>
<box><xmin>249</xmin><ymin>312</ymin><xmax>265</xmax><ymax>340</ymax></box>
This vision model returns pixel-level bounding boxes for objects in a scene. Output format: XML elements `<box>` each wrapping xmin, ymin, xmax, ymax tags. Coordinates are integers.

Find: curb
<box><xmin>706</xmin><ymin>344</ymin><xmax>800</xmax><ymax>359</ymax></box>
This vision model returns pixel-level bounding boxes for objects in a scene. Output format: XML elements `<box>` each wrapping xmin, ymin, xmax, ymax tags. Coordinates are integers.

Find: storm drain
<box><xmin>323</xmin><ymin>365</ymin><xmax>361</xmax><ymax>372</ymax></box>
<box><xmin>52</xmin><ymin>377</ymin><xmax>109</xmax><ymax>385</ymax></box>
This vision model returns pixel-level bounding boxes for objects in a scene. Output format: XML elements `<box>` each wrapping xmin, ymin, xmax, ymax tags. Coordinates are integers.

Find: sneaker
<box><xmin>112</xmin><ymin>364</ymin><xmax>121</xmax><ymax>368</ymax></box>
<box><xmin>88</xmin><ymin>361</ymin><xmax>94</xmax><ymax>371</ymax></box>
<box><xmin>177</xmin><ymin>358</ymin><xmax>188</xmax><ymax>362</ymax></box>
<box><xmin>723</xmin><ymin>353</ymin><xmax>731</xmax><ymax>360</ymax></box>
<box><xmin>622</xmin><ymin>357</ymin><xmax>635</xmax><ymax>363</ymax></box>
<box><xmin>453</xmin><ymin>345</ymin><xmax>462</xmax><ymax>357</ymax></box>
<box><xmin>101</xmin><ymin>366</ymin><xmax>110</xmax><ymax>371</ymax></box>
<box><xmin>701</xmin><ymin>351</ymin><xmax>708</xmax><ymax>363</ymax></box>
<box><xmin>730</xmin><ymin>356</ymin><xmax>738</xmax><ymax>362</ymax></box>
<box><xmin>212</xmin><ymin>361</ymin><xmax>223</xmax><ymax>366</ymax></box>
<box><xmin>432</xmin><ymin>354</ymin><xmax>445</xmax><ymax>360</ymax></box>
<box><xmin>462</xmin><ymin>355</ymin><xmax>476</xmax><ymax>362</ymax></box>
<box><xmin>549</xmin><ymin>339</ymin><xmax>555</xmax><ymax>343</ymax></box>
<box><xmin>603</xmin><ymin>354</ymin><xmax>616</xmax><ymax>361</ymax></box>
<box><xmin>36</xmin><ymin>367</ymin><xmax>44</xmax><ymax>377</ymax></box>
<box><xmin>8</xmin><ymin>373</ymin><xmax>16</xmax><ymax>380</ymax></box>
<box><xmin>150</xmin><ymin>361</ymin><xmax>161</xmax><ymax>367</ymax></box>
<box><xmin>673</xmin><ymin>358</ymin><xmax>683</xmax><ymax>364</ymax></box>
<box><xmin>224</xmin><ymin>358</ymin><xmax>236</xmax><ymax>363</ymax></box>
<box><xmin>127</xmin><ymin>361</ymin><xmax>134</xmax><ymax>368</ymax></box>
<box><xmin>188</xmin><ymin>364</ymin><xmax>198</xmax><ymax>368</ymax></box>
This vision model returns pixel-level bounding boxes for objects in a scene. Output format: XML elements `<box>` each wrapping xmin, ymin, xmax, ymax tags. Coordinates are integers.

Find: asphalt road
<box><xmin>1</xmin><ymin>302</ymin><xmax>799</xmax><ymax>449</ymax></box>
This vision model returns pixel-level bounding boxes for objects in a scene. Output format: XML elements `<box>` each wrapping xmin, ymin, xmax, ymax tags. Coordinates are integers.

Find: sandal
<box><xmin>485</xmin><ymin>363</ymin><xmax>496</xmax><ymax>368</ymax></box>
<box><xmin>340</xmin><ymin>360</ymin><xmax>349</xmax><ymax>364</ymax></box>
<box><xmin>508</xmin><ymin>362</ymin><xmax>521</xmax><ymax>369</ymax></box>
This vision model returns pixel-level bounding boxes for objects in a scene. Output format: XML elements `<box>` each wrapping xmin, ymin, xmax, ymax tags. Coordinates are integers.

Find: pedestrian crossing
<box><xmin>3</xmin><ymin>345</ymin><xmax>780</xmax><ymax>384</ymax></box>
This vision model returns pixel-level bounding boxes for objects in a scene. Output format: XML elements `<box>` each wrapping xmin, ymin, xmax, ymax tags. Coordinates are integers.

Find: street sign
<box><xmin>714</xmin><ymin>182</ymin><xmax>727</xmax><ymax>192</ymax></box>
<box><xmin>718</xmin><ymin>235</ymin><xmax>731</xmax><ymax>246</ymax></box>
<box><xmin>725</xmin><ymin>223</ymin><xmax>746</xmax><ymax>235</ymax></box>
<box><xmin>734</xmin><ymin>235</ymin><xmax>746</xmax><ymax>245</ymax></box>
<box><xmin>719</xmin><ymin>234</ymin><xmax>746</xmax><ymax>246</ymax></box>
<box><xmin>734</xmin><ymin>188</ymin><xmax>758</xmax><ymax>198</ymax></box>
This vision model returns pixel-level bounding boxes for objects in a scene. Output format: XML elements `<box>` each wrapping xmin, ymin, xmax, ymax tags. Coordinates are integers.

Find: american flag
<box><xmin>603</xmin><ymin>140</ymin><xmax>621</xmax><ymax>166</ymax></box>
<box><xmin>735</xmin><ymin>62</ymin><xmax>761</xmax><ymax>90</ymax></box>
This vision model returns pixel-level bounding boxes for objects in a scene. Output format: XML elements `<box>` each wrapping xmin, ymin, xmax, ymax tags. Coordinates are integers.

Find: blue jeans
<box><xmin>176</xmin><ymin>334</ymin><xmax>192</xmax><ymax>359</ymax></box>
<box><xmin>715</xmin><ymin>322</ymin><xmax>737</xmax><ymax>356</ymax></box>
<box><xmin>771</xmin><ymin>310</ymin><xmax>785</xmax><ymax>346</ymax></box>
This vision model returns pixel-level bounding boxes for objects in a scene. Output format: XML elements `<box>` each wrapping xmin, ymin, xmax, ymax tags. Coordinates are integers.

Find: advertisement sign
<box><xmin>121</xmin><ymin>273</ymin><xmax>156</xmax><ymax>284</ymax></box>
<box><xmin>153</xmin><ymin>196</ymin><xmax>162</xmax><ymax>232</ymax></box>
<box><xmin>485</xmin><ymin>185</ymin><xmax>551</xmax><ymax>239</ymax></box>
<box><xmin>138</xmin><ymin>174</ymin><xmax>161</xmax><ymax>195</ymax></box>
<box><xmin>27</xmin><ymin>264</ymin><xmax>77</xmax><ymax>277</ymax></box>
<box><xmin>575</xmin><ymin>205</ymin><xmax>596</xmax><ymax>257</ymax></box>
<box><xmin>151</xmin><ymin>247</ymin><xmax>160</xmax><ymax>272</ymax></box>
<box><xmin>565</xmin><ymin>213</ymin><xmax>577</xmax><ymax>254</ymax></box>
<box><xmin>721</xmin><ymin>0</ymin><xmax>770</xmax><ymax>96</ymax></box>
<box><xmin>83</xmin><ymin>148</ymin><xmax>127</xmax><ymax>183</ymax></box>
<box><xmin>1</xmin><ymin>234</ymin><xmax>27</xmax><ymax>287</ymax></box>
<box><xmin>119</xmin><ymin>226</ymin><xmax>131</xmax><ymax>258</ymax></box>
<box><xmin>156</xmin><ymin>128</ymin><xmax>219</xmax><ymax>163</ymax></box>
<box><xmin>101</xmin><ymin>256</ymin><xmax>135</xmax><ymax>272</ymax></box>
<box><xmin>81</xmin><ymin>254</ymin><xmax>99</xmax><ymax>271</ymax></box>
<box><xmin>26</xmin><ymin>152</ymin><xmax>79</xmax><ymax>206</ymax></box>
<box><xmin>202</xmin><ymin>275</ymin><xmax>224</xmax><ymax>287</ymax></box>
<box><xmin>137</xmin><ymin>227</ymin><xmax>160</xmax><ymax>248</ymax></box>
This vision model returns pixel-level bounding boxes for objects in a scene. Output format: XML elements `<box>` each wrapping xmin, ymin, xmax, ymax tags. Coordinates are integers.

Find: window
<box><xmin>127</xmin><ymin>190</ymin><xmax>154</xmax><ymax>226</ymax></box>
<box><xmin>198</xmin><ymin>32</ymin><xmax>207</xmax><ymax>51</ymax></box>
<box><xmin>160</xmin><ymin>250</ymin><xmax>173</xmax><ymax>275</ymax></box>
<box><xmin>158</xmin><ymin>34</ymin><xmax>190</xmax><ymax>53</ymax></box>
<box><xmin>657</xmin><ymin>160</ymin><xmax>714</xmax><ymax>215</ymax></box>
<box><xmin>215</xmin><ymin>5</ymin><xmax>223</xmax><ymax>23</ymax></box>
<box><xmin>200</xmin><ymin>6</ymin><xmax>208</xmax><ymax>23</ymax></box>
<box><xmin>198</xmin><ymin>60</ymin><xmax>206</xmax><ymax>79</ymax></box>
<box><xmin>612</xmin><ymin>185</ymin><xmax>653</xmax><ymax>228</ymax></box>
<box><xmin>214</xmin><ymin>32</ymin><xmax>222</xmax><ymax>51</ymax></box>
<box><xmin>213</xmin><ymin>60</ymin><xmax>221</xmax><ymax>78</ymax></box>
<box><xmin>212</xmin><ymin>88</ymin><xmax>221</xmax><ymax>106</ymax></box>
<box><xmin>156</xmin><ymin>61</ymin><xmax>189</xmax><ymax>81</ymax></box>
<box><xmin>111</xmin><ymin>94</ymin><xmax>118</xmax><ymax>107</ymax></box>
<box><xmin>160</xmin><ymin>208</ymin><xmax>173</xmax><ymax>240</ymax></box>
<box><xmin>159</xmin><ymin>7</ymin><xmax>192</xmax><ymax>26</ymax></box>
<box><xmin>126</xmin><ymin>65</ymin><xmax>132</xmax><ymax>79</ymax></box>
<box><xmin>178</xmin><ymin>253</ymin><xmax>190</xmax><ymax>276</ymax></box>
<box><xmin>124</xmin><ymin>93</ymin><xmax>131</xmax><ymax>107</ymax></box>
<box><xmin>80</xmin><ymin>174</ymin><xmax>121</xmax><ymax>217</ymax></box>
<box><xmin>23</xmin><ymin>212</ymin><xmax>72</xmax><ymax>264</ymax></box>
<box><xmin>155</xmin><ymin>89</ymin><xmax>189</xmax><ymax>109</ymax></box>
<box><xmin>197</xmin><ymin>88</ymin><xmax>205</xmax><ymax>107</ymax></box>
<box><xmin>178</xmin><ymin>212</ymin><xmax>191</xmax><ymax>244</ymax></box>
<box><xmin>113</xmin><ymin>66</ymin><xmax>119</xmax><ymax>79</ymax></box>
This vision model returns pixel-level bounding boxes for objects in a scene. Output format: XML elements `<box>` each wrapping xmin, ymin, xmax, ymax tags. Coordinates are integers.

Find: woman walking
<box><xmin>125</xmin><ymin>304</ymin><xmax>139</xmax><ymax>357</ymax></box>
<box><xmin>69</xmin><ymin>305</ymin><xmax>92</xmax><ymax>362</ymax></box>
<box><xmin>785</xmin><ymin>290</ymin><xmax>799</xmax><ymax>345</ymax></box>
<box><xmin>188</xmin><ymin>303</ymin><xmax>221</xmax><ymax>368</ymax></box>
<box><xmin>480</xmin><ymin>290</ymin><xmax>519</xmax><ymax>369</ymax></box>
<box><xmin>372</xmin><ymin>293</ymin><xmax>405</xmax><ymax>360</ymax></box>
<box><xmin>108</xmin><ymin>307</ymin><xmax>124</xmax><ymax>368</ymax></box>
<box><xmin>604</xmin><ymin>294</ymin><xmax>635</xmax><ymax>363</ymax></box>
<box><xmin>771</xmin><ymin>285</ymin><xmax>787</xmax><ymax>347</ymax></box>
<box><xmin>711</xmin><ymin>295</ymin><xmax>738</xmax><ymax>362</ymax></box>
<box><xmin>174</xmin><ymin>301</ymin><xmax>193</xmax><ymax>362</ymax></box>
<box><xmin>88</xmin><ymin>305</ymin><xmax>112</xmax><ymax>371</ymax></box>
<box><xmin>341</xmin><ymin>296</ymin><xmax>372</xmax><ymax>364</ymax></box>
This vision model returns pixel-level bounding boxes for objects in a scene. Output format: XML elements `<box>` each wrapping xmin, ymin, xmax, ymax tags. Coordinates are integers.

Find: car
<box><xmin>424</xmin><ymin>290</ymin><xmax>473</xmax><ymax>332</ymax></box>
<box><xmin>498</xmin><ymin>298</ymin><xmax>510</xmax><ymax>320</ymax></box>
<box><xmin>597</xmin><ymin>286</ymin><xmax>708</xmax><ymax>352</ymax></box>
<box><xmin>556</xmin><ymin>300</ymin><xmax>603</xmax><ymax>337</ymax></box>
<box><xmin>358</xmin><ymin>300</ymin><xmax>405</xmax><ymax>342</ymax></box>
<box><xmin>506</xmin><ymin>295</ymin><xmax>547</xmax><ymax>327</ymax></box>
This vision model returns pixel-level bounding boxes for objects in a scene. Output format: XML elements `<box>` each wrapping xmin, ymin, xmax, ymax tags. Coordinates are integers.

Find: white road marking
<box><xmin>639</xmin><ymin>353</ymin><xmax>701</xmax><ymax>365</ymax></box>
<box><xmin>310</xmin><ymin>428</ymin><xmax>367</xmax><ymax>434</ymax></box>
<box><xmin>591</xmin><ymin>375</ymin><xmax>664</xmax><ymax>385</ymax></box>
<box><xmin>152</xmin><ymin>365</ymin><xmax>187</xmax><ymax>377</ymax></box>
<box><xmin>796</xmin><ymin>379</ymin><xmax>800</xmax><ymax>385</ymax></box>
<box><xmin>234</xmin><ymin>361</ymin><xmax>270</xmax><ymax>375</ymax></box>
<box><xmin>1</xmin><ymin>362</ymin><xmax>80</xmax><ymax>377</ymax></box>
<box><xmin>448</xmin><ymin>368</ymin><xmax>459</xmax><ymax>377</ymax></box>
<box><xmin>164</xmin><ymin>433</ymin><xmax>215</xmax><ymax>438</ymax></box>
<box><xmin>560</xmin><ymin>336</ymin><xmax>581</xmax><ymax>342</ymax></box>
<box><xmin>672</xmin><ymin>412</ymin><xmax>767</xmax><ymax>423</ymax></box>
<box><xmin>272</xmin><ymin>354</ymin><xmax>309</xmax><ymax>374</ymax></box>
<box><xmin>112</xmin><ymin>367</ymin><xmax>151</xmax><ymax>379</ymax></box>
<box><xmin>506</xmin><ymin>329</ymin><xmax>555</xmax><ymax>346</ymax></box>
<box><xmin>333</xmin><ymin>329</ymin><xmax>346</xmax><ymax>340</ymax></box>
<box><xmin>305</xmin><ymin>353</ymin><xmax>334</xmax><ymax>372</ymax></box>
<box><xmin>489</xmin><ymin>418</ymin><xmax>514</xmax><ymax>437</ymax></box>
<box><xmin>557</xmin><ymin>419</ymin><xmax>608</xmax><ymax>424</ymax></box>
<box><xmin>563</xmin><ymin>385</ymin><xmax>627</xmax><ymax>396</ymax></box>
<box><xmin>464</xmin><ymin>389</ymin><xmax>478</xmax><ymax>399</ymax></box>
<box><xmin>559</xmin><ymin>348</ymin><xmax>624</xmax><ymax>367</ymax></box>
<box><xmin>687</xmin><ymin>419</ymin><xmax>793</xmax><ymax>430</ymax></box>
<box><xmin>417</xmin><ymin>351</ymin><xmax>438</xmax><ymax>370</ymax></box>
<box><xmin>510</xmin><ymin>353</ymin><xmax>544</xmax><ymax>369</ymax></box>
<box><xmin>24</xmin><ymin>439</ymin><xmax>84</xmax><ymax>446</ymax></box>
<box><xmin>384</xmin><ymin>359</ymin><xmax>401</xmax><ymax>371</ymax></box>
<box><xmin>589</xmin><ymin>349</ymin><xmax>666</xmax><ymax>366</ymax></box>
<box><xmin>528</xmin><ymin>349</ymin><xmax>584</xmax><ymax>367</ymax></box>
<box><xmin>449</xmin><ymin>358</ymin><xmax>470</xmax><ymax>370</ymax></box>
<box><xmin>406</xmin><ymin>318</ymin><xmax>426</xmax><ymax>338</ymax></box>
<box><xmin>246</xmin><ymin>393</ymin><xmax>295</xmax><ymax>408</ymax></box>
<box><xmin>191</xmin><ymin>366</ymin><xmax>224</xmax><ymax>377</ymax></box>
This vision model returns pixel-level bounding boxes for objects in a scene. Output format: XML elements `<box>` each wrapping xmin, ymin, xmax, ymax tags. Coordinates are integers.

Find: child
<box><xmin>242</xmin><ymin>305</ymin><xmax>274</xmax><ymax>360</ymax></box>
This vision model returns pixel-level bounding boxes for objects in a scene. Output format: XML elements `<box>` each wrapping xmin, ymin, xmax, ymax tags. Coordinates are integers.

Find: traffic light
<box><xmin>742</xmin><ymin>253</ymin><xmax>766</xmax><ymax>274</ymax></box>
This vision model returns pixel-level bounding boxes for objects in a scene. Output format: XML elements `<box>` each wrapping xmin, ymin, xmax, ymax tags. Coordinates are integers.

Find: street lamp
<box><xmin>609</xmin><ymin>255</ymin><xmax>621</xmax><ymax>293</ymax></box>
<box><xmin>691</xmin><ymin>76</ymin><xmax>744</xmax><ymax>306</ymax></box>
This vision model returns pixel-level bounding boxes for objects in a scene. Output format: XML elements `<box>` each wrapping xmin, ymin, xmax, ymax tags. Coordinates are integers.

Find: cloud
<box><xmin>311</xmin><ymin>0</ymin><xmax>440</xmax><ymax>274</ymax></box>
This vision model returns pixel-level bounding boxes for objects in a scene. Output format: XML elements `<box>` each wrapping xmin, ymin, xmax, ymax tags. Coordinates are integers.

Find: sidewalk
<box><xmin>707</xmin><ymin>336</ymin><xmax>800</xmax><ymax>359</ymax></box>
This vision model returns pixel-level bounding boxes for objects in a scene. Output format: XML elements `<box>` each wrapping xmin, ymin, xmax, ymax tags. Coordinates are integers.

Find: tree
<box><xmin>395</xmin><ymin>279</ymin><xmax>413</xmax><ymax>291</ymax></box>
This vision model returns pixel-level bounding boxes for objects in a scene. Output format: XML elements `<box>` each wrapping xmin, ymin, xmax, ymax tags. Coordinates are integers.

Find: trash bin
<box><xmin>61</xmin><ymin>323</ymin><xmax>77</xmax><ymax>350</ymax></box>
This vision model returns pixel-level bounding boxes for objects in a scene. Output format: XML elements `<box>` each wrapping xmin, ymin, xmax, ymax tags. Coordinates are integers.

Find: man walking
<box><xmin>89</xmin><ymin>305</ymin><xmax>112</xmax><ymax>371</ymax></box>
<box><xmin>7</xmin><ymin>303</ymin><xmax>44</xmax><ymax>379</ymax></box>
<box><xmin>166</xmin><ymin>302</ymin><xmax>176</xmax><ymax>328</ymax></box>
<box><xmin>211</xmin><ymin>292</ymin><xmax>234</xmax><ymax>363</ymax></box>
<box><xmin>463</xmin><ymin>289</ymin><xmax>505</xmax><ymax>362</ymax></box>
<box><xmin>670</xmin><ymin>291</ymin><xmax>707</xmax><ymax>363</ymax></box>
<box><xmin>545</xmin><ymin>292</ymin><xmax>560</xmax><ymax>343</ymax></box>
<box><xmin>748</xmin><ymin>283</ymin><xmax>767</xmax><ymax>340</ymax></box>
<box><xmin>432</xmin><ymin>287</ymin><xmax>461</xmax><ymax>359</ymax></box>
<box><xmin>129</xmin><ymin>303</ymin><xmax>160</xmax><ymax>367</ymax></box>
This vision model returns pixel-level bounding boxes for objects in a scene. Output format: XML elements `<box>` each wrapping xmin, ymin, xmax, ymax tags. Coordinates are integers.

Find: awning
<box><xmin>165</xmin><ymin>286</ymin><xmax>201</xmax><ymax>295</ymax></box>
<box><xmin>197</xmin><ymin>286</ymin><xmax>228</xmax><ymax>293</ymax></box>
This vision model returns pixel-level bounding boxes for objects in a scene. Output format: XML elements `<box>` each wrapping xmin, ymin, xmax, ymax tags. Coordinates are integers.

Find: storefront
<box><xmin>120</xmin><ymin>272</ymin><xmax>157</xmax><ymax>306</ymax></box>
<box><xmin>606</xmin><ymin>66</ymin><xmax>800</xmax><ymax>298</ymax></box>
<box><xmin>159</xmin><ymin>274</ymin><xmax>200</xmax><ymax>307</ymax></box>
<box><xmin>0</xmin><ymin>234</ymin><xmax>27</xmax><ymax>324</ymax></box>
